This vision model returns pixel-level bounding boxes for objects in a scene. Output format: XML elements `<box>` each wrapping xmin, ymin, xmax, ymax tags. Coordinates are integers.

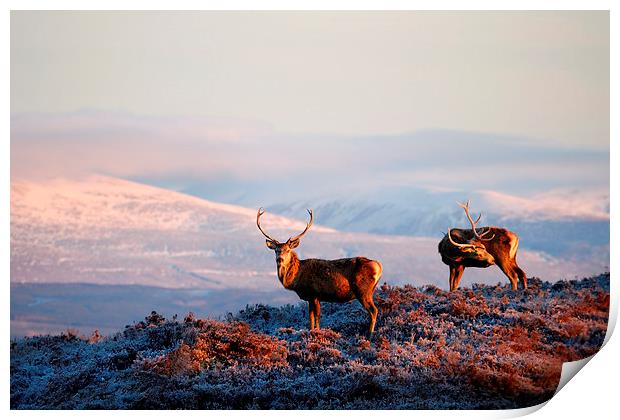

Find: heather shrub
<box><xmin>11</xmin><ymin>273</ymin><xmax>610</xmax><ymax>409</ymax></box>
<box><xmin>286</xmin><ymin>328</ymin><xmax>345</xmax><ymax>366</ymax></box>
<box><xmin>139</xmin><ymin>320</ymin><xmax>288</xmax><ymax>376</ymax></box>
<box><xmin>450</xmin><ymin>294</ymin><xmax>491</xmax><ymax>318</ymax></box>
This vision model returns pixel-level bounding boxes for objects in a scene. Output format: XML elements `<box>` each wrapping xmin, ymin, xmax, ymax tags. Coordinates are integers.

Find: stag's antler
<box><xmin>256</xmin><ymin>208</ymin><xmax>279</xmax><ymax>243</ymax></box>
<box><xmin>456</xmin><ymin>200</ymin><xmax>495</xmax><ymax>241</ymax></box>
<box><xmin>289</xmin><ymin>209</ymin><xmax>314</xmax><ymax>242</ymax></box>
<box><xmin>447</xmin><ymin>228</ymin><xmax>477</xmax><ymax>249</ymax></box>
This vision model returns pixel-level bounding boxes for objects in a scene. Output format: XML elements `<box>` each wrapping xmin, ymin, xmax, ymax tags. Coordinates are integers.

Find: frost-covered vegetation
<box><xmin>11</xmin><ymin>273</ymin><xmax>609</xmax><ymax>409</ymax></box>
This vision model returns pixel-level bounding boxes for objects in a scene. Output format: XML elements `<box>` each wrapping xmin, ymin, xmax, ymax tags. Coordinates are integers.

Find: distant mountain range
<box><xmin>267</xmin><ymin>186</ymin><xmax>610</xmax><ymax>258</ymax></box>
<box><xmin>10</xmin><ymin>175</ymin><xmax>609</xmax><ymax>337</ymax></box>
<box><xmin>11</xmin><ymin>176</ymin><xmax>608</xmax><ymax>290</ymax></box>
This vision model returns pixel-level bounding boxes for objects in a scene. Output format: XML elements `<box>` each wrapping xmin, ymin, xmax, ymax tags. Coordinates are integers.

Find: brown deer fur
<box><xmin>438</xmin><ymin>201</ymin><xmax>527</xmax><ymax>291</ymax></box>
<box><xmin>258</xmin><ymin>209</ymin><xmax>383</xmax><ymax>334</ymax></box>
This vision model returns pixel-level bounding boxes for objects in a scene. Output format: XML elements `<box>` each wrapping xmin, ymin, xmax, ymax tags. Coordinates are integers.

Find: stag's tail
<box><xmin>356</xmin><ymin>257</ymin><xmax>383</xmax><ymax>289</ymax></box>
<box><xmin>369</xmin><ymin>260</ymin><xmax>383</xmax><ymax>287</ymax></box>
<box><xmin>509</xmin><ymin>234</ymin><xmax>519</xmax><ymax>259</ymax></box>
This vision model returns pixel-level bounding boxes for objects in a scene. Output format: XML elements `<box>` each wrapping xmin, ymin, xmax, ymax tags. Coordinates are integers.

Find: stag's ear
<box><xmin>266</xmin><ymin>239</ymin><xmax>278</xmax><ymax>249</ymax></box>
<box><xmin>287</xmin><ymin>238</ymin><xmax>301</xmax><ymax>249</ymax></box>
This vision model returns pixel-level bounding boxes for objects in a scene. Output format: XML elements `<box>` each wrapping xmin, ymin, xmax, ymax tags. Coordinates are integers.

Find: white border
<box><xmin>3</xmin><ymin>1</ymin><xmax>616</xmax><ymax>418</ymax></box>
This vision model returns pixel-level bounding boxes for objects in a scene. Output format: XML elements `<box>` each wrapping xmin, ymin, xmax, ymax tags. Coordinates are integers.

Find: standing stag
<box><xmin>438</xmin><ymin>200</ymin><xmax>527</xmax><ymax>291</ymax></box>
<box><xmin>257</xmin><ymin>208</ymin><xmax>383</xmax><ymax>334</ymax></box>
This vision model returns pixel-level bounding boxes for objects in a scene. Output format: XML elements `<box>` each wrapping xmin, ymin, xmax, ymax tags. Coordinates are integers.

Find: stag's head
<box><xmin>257</xmin><ymin>208</ymin><xmax>314</xmax><ymax>279</ymax></box>
<box><xmin>446</xmin><ymin>200</ymin><xmax>495</xmax><ymax>265</ymax></box>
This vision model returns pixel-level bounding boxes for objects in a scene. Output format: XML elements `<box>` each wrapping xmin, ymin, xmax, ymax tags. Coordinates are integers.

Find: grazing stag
<box><xmin>257</xmin><ymin>208</ymin><xmax>383</xmax><ymax>334</ymax></box>
<box><xmin>438</xmin><ymin>200</ymin><xmax>527</xmax><ymax>291</ymax></box>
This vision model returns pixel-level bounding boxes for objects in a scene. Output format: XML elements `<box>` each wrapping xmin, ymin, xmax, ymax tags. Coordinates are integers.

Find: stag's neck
<box><xmin>279</xmin><ymin>252</ymin><xmax>301</xmax><ymax>289</ymax></box>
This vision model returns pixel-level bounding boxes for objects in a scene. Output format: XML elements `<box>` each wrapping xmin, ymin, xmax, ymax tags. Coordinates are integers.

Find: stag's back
<box><xmin>295</xmin><ymin>257</ymin><xmax>381</xmax><ymax>303</ymax></box>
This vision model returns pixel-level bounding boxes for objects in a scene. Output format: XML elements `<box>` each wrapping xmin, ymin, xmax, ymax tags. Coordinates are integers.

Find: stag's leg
<box><xmin>358</xmin><ymin>295</ymin><xmax>379</xmax><ymax>335</ymax></box>
<box><xmin>354</xmin><ymin>260</ymin><xmax>382</xmax><ymax>336</ymax></box>
<box><xmin>496</xmin><ymin>261</ymin><xmax>519</xmax><ymax>291</ymax></box>
<box><xmin>513</xmin><ymin>262</ymin><xmax>527</xmax><ymax>289</ymax></box>
<box><xmin>314</xmin><ymin>299</ymin><xmax>321</xmax><ymax>329</ymax></box>
<box><xmin>450</xmin><ymin>265</ymin><xmax>465</xmax><ymax>291</ymax></box>
<box><xmin>308</xmin><ymin>300</ymin><xmax>317</xmax><ymax>330</ymax></box>
<box><xmin>354</xmin><ymin>287</ymin><xmax>379</xmax><ymax>335</ymax></box>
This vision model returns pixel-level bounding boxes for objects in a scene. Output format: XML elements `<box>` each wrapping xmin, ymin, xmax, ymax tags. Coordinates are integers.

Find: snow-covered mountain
<box><xmin>267</xmin><ymin>186</ymin><xmax>610</xmax><ymax>258</ymax></box>
<box><xmin>10</xmin><ymin>176</ymin><xmax>607</xmax><ymax>291</ymax></box>
<box><xmin>10</xmin><ymin>175</ymin><xmax>334</xmax><ymax>289</ymax></box>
